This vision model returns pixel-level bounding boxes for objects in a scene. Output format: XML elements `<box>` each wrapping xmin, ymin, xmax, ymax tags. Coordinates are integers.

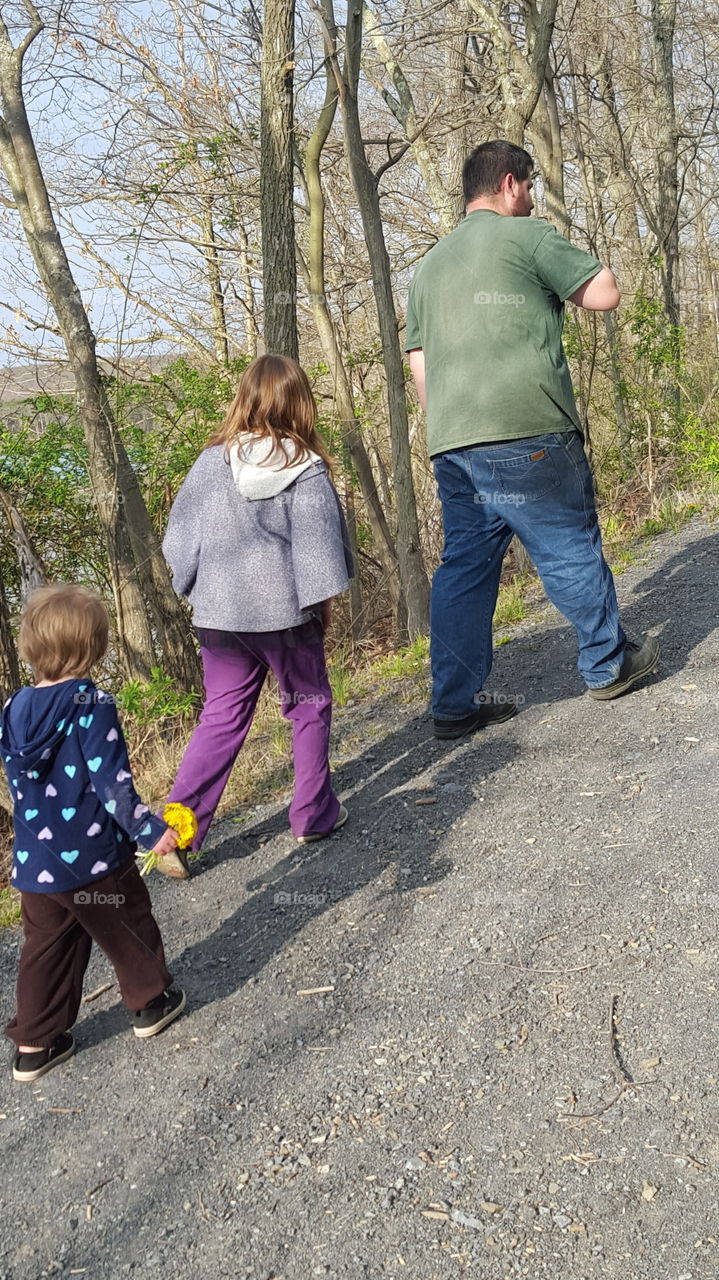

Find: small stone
<box><xmin>451</xmin><ymin>1208</ymin><xmax>484</xmax><ymax>1231</ymax></box>
<box><xmin>553</xmin><ymin>1213</ymin><xmax>572</xmax><ymax>1229</ymax></box>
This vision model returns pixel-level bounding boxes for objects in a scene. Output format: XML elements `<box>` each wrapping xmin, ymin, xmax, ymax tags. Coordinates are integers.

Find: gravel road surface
<box><xmin>1</xmin><ymin>517</ymin><xmax>717</xmax><ymax>1280</ymax></box>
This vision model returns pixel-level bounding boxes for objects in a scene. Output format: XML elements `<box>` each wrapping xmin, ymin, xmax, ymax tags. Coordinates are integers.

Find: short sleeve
<box><xmin>405</xmin><ymin>279</ymin><xmax>422</xmax><ymax>351</ymax></box>
<box><xmin>532</xmin><ymin>227</ymin><xmax>603</xmax><ymax>302</ymax></box>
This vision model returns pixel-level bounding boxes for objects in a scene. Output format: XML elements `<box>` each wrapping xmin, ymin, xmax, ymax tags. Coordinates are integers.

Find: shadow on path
<box><xmin>75</xmin><ymin>528</ymin><xmax>719</xmax><ymax>1050</ymax></box>
<box><xmin>79</xmin><ymin>714</ymin><xmax>516</xmax><ymax>1046</ymax></box>
<box><xmin>491</xmin><ymin>527</ymin><xmax>719</xmax><ymax>709</ymax></box>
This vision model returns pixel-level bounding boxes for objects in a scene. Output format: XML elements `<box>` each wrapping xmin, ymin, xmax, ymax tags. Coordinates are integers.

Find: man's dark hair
<box><xmin>462</xmin><ymin>140</ymin><xmax>533</xmax><ymax>204</ymax></box>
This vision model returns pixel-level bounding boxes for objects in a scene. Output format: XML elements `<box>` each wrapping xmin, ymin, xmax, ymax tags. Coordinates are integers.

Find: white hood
<box><xmin>228</xmin><ymin>434</ymin><xmax>321</xmax><ymax>500</ymax></box>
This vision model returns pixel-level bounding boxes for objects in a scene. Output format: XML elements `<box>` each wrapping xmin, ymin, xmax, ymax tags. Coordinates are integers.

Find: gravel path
<box><xmin>1</xmin><ymin>517</ymin><xmax>717</xmax><ymax>1280</ymax></box>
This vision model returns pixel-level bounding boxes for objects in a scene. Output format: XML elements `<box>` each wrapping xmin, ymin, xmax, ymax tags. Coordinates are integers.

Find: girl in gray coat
<box><xmin>162</xmin><ymin>355</ymin><xmax>353</xmax><ymax>876</ymax></box>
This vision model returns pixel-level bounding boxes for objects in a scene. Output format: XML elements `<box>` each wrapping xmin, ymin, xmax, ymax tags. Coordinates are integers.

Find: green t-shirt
<box><xmin>405</xmin><ymin>211</ymin><xmax>602</xmax><ymax>456</ymax></box>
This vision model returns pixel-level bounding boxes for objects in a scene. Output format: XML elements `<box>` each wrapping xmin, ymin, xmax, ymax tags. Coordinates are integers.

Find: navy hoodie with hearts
<box><xmin>0</xmin><ymin>678</ymin><xmax>167</xmax><ymax>894</ymax></box>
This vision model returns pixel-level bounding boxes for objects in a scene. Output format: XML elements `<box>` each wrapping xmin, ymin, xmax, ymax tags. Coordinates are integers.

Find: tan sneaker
<box><xmin>296</xmin><ymin>805</ymin><xmax>348</xmax><ymax>845</ymax></box>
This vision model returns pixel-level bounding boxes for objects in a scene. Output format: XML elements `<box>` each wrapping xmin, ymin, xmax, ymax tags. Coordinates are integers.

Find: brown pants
<box><xmin>5</xmin><ymin>858</ymin><xmax>172</xmax><ymax>1048</ymax></box>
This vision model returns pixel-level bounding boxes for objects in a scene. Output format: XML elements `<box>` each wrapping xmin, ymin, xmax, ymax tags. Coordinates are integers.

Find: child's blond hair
<box><xmin>19</xmin><ymin>584</ymin><xmax>109</xmax><ymax>681</ymax></box>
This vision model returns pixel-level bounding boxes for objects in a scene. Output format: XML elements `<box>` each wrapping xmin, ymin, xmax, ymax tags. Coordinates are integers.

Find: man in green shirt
<box><xmin>406</xmin><ymin>140</ymin><xmax>659</xmax><ymax>738</ymax></box>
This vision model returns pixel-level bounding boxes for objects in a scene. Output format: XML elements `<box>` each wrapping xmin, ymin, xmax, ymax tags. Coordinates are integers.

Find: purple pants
<box><xmin>167</xmin><ymin>621</ymin><xmax>340</xmax><ymax>846</ymax></box>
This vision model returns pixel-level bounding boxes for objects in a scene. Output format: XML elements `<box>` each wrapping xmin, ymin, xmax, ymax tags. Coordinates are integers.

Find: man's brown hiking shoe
<box><xmin>587</xmin><ymin>635</ymin><xmax>660</xmax><ymax>700</ymax></box>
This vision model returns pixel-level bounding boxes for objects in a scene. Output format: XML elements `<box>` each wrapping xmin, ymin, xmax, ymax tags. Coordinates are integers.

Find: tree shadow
<box><xmin>619</xmin><ymin>527</ymin><xmax>719</xmax><ymax>678</ymax></box>
<box><xmin>488</xmin><ymin>528</ymin><xmax>719</xmax><ymax>709</ymax></box>
<box><xmin>78</xmin><ymin>713</ymin><xmax>517</xmax><ymax>1047</ymax></box>
<box><xmin>76</xmin><ymin>530</ymin><xmax>718</xmax><ymax>1050</ymax></box>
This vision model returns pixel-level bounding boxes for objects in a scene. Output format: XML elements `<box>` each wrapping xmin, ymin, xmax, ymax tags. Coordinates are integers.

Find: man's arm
<box><xmin>569</xmin><ymin>266</ymin><xmax>620</xmax><ymax>311</ymax></box>
<box><xmin>408</xmin><ymin>348</ymin><xmax>427</xmax><ymax>411</ymax></box>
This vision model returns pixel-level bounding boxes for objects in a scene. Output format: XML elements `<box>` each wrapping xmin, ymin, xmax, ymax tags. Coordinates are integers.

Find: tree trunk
<box><xmin>466</xmin><ymin>0</ymin><xmax>559</xmax><ymax>142</ymax></box>
<box><xmin>319</xmin><ymin>0</ymin><xmax>429</xmax><ymax>639</ymax></box>
<box><xmin>237</xmin><ymin>223</ymin><xmax>259</xmax><ymax>359</ymax></box>
<box><xmin>0</xmin><ymin>563</ymin><xmax>21</xmax><ymax>702</ymax></box>
<box><xmin>261</xmin><ymin>0</ymin><xmax>299</xmax><ymax>359</ymax></box>
<box><xmin>0</xmin><ymin>13</ymin><xmax>201</xmax><ymax>690</ymax></box>
<box><xmin>569</xmin><ymin>52</ymin><xmax>633</xmax><ymax>470</ymax></box>
<box><xmin>342</xmin><ymin>480</ymin><xmax>363</xmax><ymax>645</ymax></box>
<box><xmin>302</xmin><ymin>34</ymin><xmax>405</xmax><ymax>631</ymax></box>
<box><xmin>445</xmin><ymin>16</ymin><xmax>468</xmax><ymax>229</ymax></box>
<box><xmin>363</xmin><ymin>2</ymin><xmax>457</xmax><ymax>233</ymax></box>
<box><xmin>201</xmin><ymin>192</ymin><xmax>230</xmax><ymax>365</ymax></box>
<box><xmin>528</xmin><ymin>70</ymin><xmax>571</xmax><ymax>234</ymax></box>
<box><xmin>650</xmin><ymin>0</ymin><xmax>680</xmax><ymax>328</ymax></box>
<box><xmin>0</xmin><ymin>485</ymin><xmax>48</xmax><ymax>602</ymax></box>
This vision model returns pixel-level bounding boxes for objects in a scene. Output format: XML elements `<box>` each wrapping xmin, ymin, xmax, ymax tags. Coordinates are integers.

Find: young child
<box><xmin>161</xmin><ymin>354</ymin><xmax>354</xmax><ymax>877</ymax></box>
<box><xmin>1</xmin><ymin>584</ymin><xmax>186</xmax><ymax>1083</ymax></box>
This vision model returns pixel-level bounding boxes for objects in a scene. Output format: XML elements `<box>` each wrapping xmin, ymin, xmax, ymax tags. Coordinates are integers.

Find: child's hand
<box><xmin>151</xmin><ymin>828</ymin><xmax>179</xmax><ymax>858</ymax></box>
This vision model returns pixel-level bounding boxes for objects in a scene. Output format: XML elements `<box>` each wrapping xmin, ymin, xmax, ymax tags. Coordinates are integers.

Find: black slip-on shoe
<box><xmin>434</xmin><ymin>695</ymin><xmax>519</xmax><ymax>740</ymax></box>
<box><xmin>587</xmin><ymin>635</ymin><xmax>660</xmax><ymax>701</ymax></box>
<box><xmin>133</xmin><ymin>987</ymin><xmax>186</xmax><ymax>1039</ymax></box>
<box><xmin>13</xmin><ymin>1033</ymin><xmax>75</xmax><ymax>1083</ymax></box>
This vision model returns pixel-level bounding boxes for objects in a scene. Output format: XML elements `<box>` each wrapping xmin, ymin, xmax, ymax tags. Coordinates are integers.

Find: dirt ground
<box><xmin>1</xmin><ymin>517</ymin><xmax>717</xmax><ymax>1280</ymax></box>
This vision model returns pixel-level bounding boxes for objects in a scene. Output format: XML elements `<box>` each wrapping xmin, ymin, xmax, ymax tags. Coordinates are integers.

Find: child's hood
<box><xmin>0</xmin><ymin>679</ymin><xmax>87</xmax><ymax>778</ymax></box>
<box><xmin>228</xmin><ymin>434</ymin><xmax>322</xmax><ymax>500</ymax></box>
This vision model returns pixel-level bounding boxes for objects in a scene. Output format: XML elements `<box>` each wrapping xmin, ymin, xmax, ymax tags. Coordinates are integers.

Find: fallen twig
<box><xmin>557</xmin><ymin>1086</ymin><xmax>628</xmax><ymax>1124</ymax></box>
<box><xmin>474</xmin><ymin>961</ymin><xmax>596</xmax><ymax>975</ymax></box>
<box><xmin>83</xmin><ymin>982</ymin><xmax>113</xmax><ymax>1004</ymax></box>
<box><xmin>609</xmin><ymin>993</ymin><xmax>634</xmax><ymax>1085</ymax></box>
<box><xmin>87</xmin><ymin>1175</ymin><xmax>118</xmax><ymax>1199</ymax></box>
<box><xmin>558</xmin><ymin>994</ymin><xmax>645</xmax><ymax>1125</ymax></box>
<box><xmin>658</xmin><ymin>1150</ymin><xmax>708</xmax><ymax>1171</ymax></box>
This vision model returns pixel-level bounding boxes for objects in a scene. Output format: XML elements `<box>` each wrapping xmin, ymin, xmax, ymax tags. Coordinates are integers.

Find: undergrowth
<box><xmin>0</xmin><ymin>486</ymin><xmax>711</xmax><ymax>913</ymax></box>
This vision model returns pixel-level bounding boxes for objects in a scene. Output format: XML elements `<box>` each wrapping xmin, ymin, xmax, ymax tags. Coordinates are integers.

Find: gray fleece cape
<box><xmin>163</xmin><ymin>438</ymin><xmax>354</xmax><ymax>632</ymax></box>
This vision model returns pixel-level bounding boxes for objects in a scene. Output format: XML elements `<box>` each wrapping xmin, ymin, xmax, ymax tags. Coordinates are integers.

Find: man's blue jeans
<box><xmin>431</xmin><ymin>429</ymin><xmax>625</xmax><ymax>719</ymax></box>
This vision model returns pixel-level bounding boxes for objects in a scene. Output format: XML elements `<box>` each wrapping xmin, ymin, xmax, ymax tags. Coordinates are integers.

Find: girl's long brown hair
<box><xmin>205</xmin><ymin>354</ymin><xmax>333</xmax><ymax>470</ymax></box>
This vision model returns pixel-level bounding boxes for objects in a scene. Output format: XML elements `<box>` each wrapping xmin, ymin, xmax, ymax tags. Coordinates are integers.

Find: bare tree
<box><xmin>314</xmin><ymin>0</ymin><xmax>429</xmax><ymax>638</ymax></box>
<box><xmin>261</xmin><ymin>0</ymin><xmax>299</xmax><ymax>358</ymax></box>
<box><xmin>0</xmin><ymin>4</ymin><xmax>201</xmax><ymax>689</ymax></box>
<box><xmin>650</xmin><ymin>0</ymin><xmax>680</xmax><ymax>327</ymax></box>
<box><xmin>300</xmin><ymin>26</ymin><xmax>407</xmax><ymax>633</ymax></box>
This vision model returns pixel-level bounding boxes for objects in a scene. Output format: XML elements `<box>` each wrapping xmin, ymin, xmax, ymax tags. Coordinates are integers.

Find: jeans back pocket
<box><xmin>490</xmin><ymin>445</ymin><xmax>561</xmax><ymax>505</ymax></box>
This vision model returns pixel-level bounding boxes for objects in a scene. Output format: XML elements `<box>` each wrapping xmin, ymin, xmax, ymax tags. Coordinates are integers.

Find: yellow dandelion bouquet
<box><xmin>139</xmin><ymin>803</ymin><xmax>198</xmax><ymax>876</ymax></box>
